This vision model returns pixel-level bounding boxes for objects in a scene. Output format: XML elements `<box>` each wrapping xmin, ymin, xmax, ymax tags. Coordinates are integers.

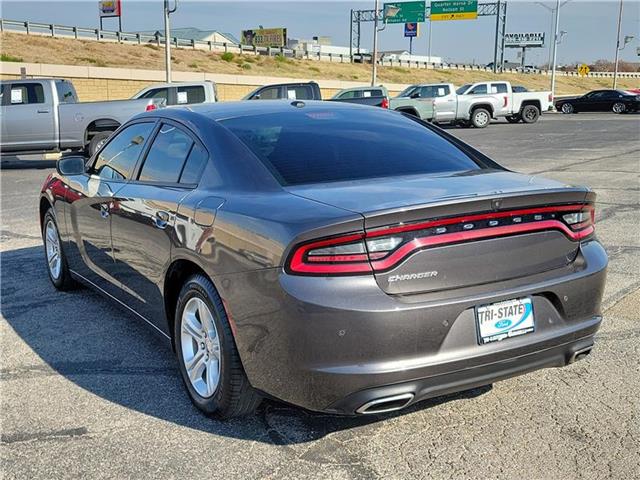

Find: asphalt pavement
<box><xmin>1</xmin><ymin>113</ymin><xmax>639</xmax><ymax>479</ymax></box>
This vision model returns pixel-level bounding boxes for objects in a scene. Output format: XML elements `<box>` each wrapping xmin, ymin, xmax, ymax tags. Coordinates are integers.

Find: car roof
<box><xmin>140</xmin><ymin>99</ymin><xmax>376</xmax><ymax>123</ymax></box>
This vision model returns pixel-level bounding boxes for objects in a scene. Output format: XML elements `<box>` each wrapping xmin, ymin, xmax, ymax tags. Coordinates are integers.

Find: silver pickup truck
<box><xmin>0</xmin><ymin>78</ymin><xmax>164</xmax><ymax>155</ymax></box>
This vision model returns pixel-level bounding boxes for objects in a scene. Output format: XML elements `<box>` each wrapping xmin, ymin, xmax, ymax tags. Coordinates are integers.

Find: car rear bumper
<box><xmin>217</xmin><ymin>240</ymin><xmax>607</xmax><ymax>414</ymax></box>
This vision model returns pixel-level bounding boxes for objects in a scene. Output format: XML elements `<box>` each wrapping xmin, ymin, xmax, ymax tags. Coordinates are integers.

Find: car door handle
<box><xmin>153</xmin><ymin>211</ymin><xmax>170</xmax><ymax>229</ymax></box>
<box><xmin>37</xmin><ymin>109</ymin><xmax>50</xmax><ymax>113</ymax></box>
<box><xmin>100</xmin><ymin>203</ymin><xmax>110</xmax><ymax>218</ymax></box>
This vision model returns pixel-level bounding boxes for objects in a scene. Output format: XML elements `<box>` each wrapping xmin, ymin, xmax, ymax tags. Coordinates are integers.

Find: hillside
<box><xmin>1</xmin><ymin>32</ymin><xmax>637</xmax><ymax>94</ymax></box>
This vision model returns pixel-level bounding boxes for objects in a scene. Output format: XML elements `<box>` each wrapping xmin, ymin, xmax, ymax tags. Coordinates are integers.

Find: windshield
<box><xmin>456</xmin><ymin>84</ymin><xmax>471</xmax><ymax>95</ymax></box>
<box><xmin>395</xmin><ymin>85</ymin><xmax>418</xmax><ymax>98</ymax></box>
<box><xmin>220</xmin><ymin>107</ymin><xmax>483</xmax><ymax>186</ymax></box>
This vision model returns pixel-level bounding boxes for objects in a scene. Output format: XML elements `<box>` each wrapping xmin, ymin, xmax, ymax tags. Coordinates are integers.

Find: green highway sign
<box><xmin>431</xmin><ymin>0</ymin><xmax>478</xmax><ymax>21</ymax></box>
<box><xmin>383</xmin><ymin>1</ymin><xmax>426</xmax><ymax>24</ymax></box>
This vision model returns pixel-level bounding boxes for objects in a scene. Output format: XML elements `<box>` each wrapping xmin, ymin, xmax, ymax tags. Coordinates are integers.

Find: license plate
<box><xmin>476</xmin><ymin>298</ymin><xmax>534</xmax><ymax>345</ymax></box>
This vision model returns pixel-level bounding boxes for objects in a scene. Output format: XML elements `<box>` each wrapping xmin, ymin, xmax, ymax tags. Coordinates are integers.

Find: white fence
<box><xmin>2</xmin><ymin>18</ymin><xmax>639</xmax><ymax>78</ymax></box>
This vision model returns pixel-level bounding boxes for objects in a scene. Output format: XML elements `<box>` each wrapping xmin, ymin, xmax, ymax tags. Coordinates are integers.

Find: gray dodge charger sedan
<box><xmin>39</xmin><ymin>100</ymin><xmax>607</xmax><ymax>418</ymax></box>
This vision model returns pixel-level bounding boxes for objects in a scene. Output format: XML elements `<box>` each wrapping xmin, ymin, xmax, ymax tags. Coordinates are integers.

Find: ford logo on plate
<box><xmin>495</xmin><ymin>319</ymin><xmax>512</xmax><ymax>329</ymax></box>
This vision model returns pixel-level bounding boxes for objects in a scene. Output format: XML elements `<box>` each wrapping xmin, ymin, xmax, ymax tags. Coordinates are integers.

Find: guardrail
<box><xmin>2</xmin><ymin>18</ymin><xmax>640</xmax><ymax>78</ymax></box>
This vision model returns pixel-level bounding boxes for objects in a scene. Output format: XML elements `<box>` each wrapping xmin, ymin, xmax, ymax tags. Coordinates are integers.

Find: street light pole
<box><xmin>549</xmin><ymin>0</ymin><xmax>561</xmax><ymax>101</ymax></box>
<box><xmin>164</xmin><ymin>0</ymin><xmax>178</xmax><ymax>83</ymax></box>
<box><xmin>612</xmin><ymin>0</ymin><xmax>623</xmax><ymax>89</ymax></box>
<box><xmin>371</xmin><ymin>0</ymin><xmax>380</xmax><ymax>86</ymax></box>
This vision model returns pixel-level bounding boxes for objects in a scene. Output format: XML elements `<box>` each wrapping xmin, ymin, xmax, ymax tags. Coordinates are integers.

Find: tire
<box><xmin>174</xmin><ymin>274</ymin><xmax>262</xmax><ymax>418</ymax></box>
<box><xmin>521</xmin><ymin>105</ymin><xmax>540</xmax><ymax>124</ymax></box>
<box><xmin>87</xmin><ymin>131</ymin><xmax>113</xmax><ymax>157</ymax></box>
<box><xmin>471</xmin><ymin>108</ymin><xmax>491</xmax><ymax>128</ymax></box>
<box><xmin>561</xmin><ymin>103</ymin><xmax>574</xmax><ymax>114</ymax></box>
<box><xmin>612</xmin><ymin>102</ymin><xmax>626</xmax><ymax>114</ymax></box>
<box><xmin>506</xmin><ymin>115</ymin><xmax>521</xmax><ymax>124</ymax></box>
<box><xmin>42</xmin><ymin>210</ymin><xmax>76</xmax><ymax>290</ymax></box>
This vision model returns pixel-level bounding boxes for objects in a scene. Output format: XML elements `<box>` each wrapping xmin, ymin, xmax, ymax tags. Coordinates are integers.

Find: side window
<box><xmin>491</xmin><ymin>83</ymin><xmax>508</xmax><ymax>94</ymax></box>
<box><xmin>287</xmin><ymin>86</ymin><xmax>313</xmax><ymax>100</ymax></box>
<box><xmin>92</xmin><ymin>122</ymin><xmax>155</xmax><ymax>181</ymax></box>
<box><xmin>177</xmin><ymin>86</ymin><xmax>205</xmax><ymax>105</ymax></box>
<box><xmin>140</xmin><ymin>88</ymin><xmax>169</xmax><ymax>102</ymax></box>
<box><xmin>255</xmin><ymin>86</ymin><xmax>280</xmax><ymax>100</ymax></box>
<box><xmin>179</xmin><ymin>143</ymin><xmax>209</xmax><ymax>184</ymax></box>
<box><xmin>338</xmin><ymin>90</ymin><xmax>358</xmax><ymax>99</ymax></box>
<box><xmin>55</xmin><ymin>81</ymin><xmax>77</xmax><ymax>104</ymax></box>
<box><xmin>9</xmin><ymin>83</ymin><xmax>45</xmax><ymax>105</ymax></box>
<box><xmin>364</xmin><ymin>89</ymin><xmax>382</xmax><ymax>97</ymax></box>
<box><xmin>469</xmin><ymin>84</ymin><xmax>488</xmax><ymax>95</ymax></box>
<box><xmin>139</xmin><ymin>124</ymin><xmax>194</xmax><ymax>183</ymax></box>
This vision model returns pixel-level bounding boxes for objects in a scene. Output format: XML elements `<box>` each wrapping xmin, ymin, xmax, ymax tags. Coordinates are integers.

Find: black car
<box><xmin>40</xmin><ymin>101</ymin><xmax>607</xmax><ymax>418</ymax></box>
<box><xmin>555</xmin><ymin>89</ymin><xmax>640</xmax><ymax>114</ymax></box>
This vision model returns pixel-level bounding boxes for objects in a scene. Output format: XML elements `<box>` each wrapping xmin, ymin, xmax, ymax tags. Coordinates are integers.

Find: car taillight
<box><xmin>146</xmin><ymin>104</ymin><xmax>157</xmax><ymax>111</ymax></box>
<box><xmin>381</xmin><ymin>97</ymin><xmax>389</xmax><ymax>109</ymax></box>
<box><xmin>286</xmin><ymin>204</ymin><xmax>595</xmax><ymax>276</ymax></box>
<box><xmin>548</xmin><ymin>93</ymin><xmax>554</xmax><ymax>102</ymax></box>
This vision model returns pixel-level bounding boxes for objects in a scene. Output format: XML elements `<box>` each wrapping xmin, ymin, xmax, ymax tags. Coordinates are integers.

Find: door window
<box><xmin>55</xmin><ymin>81</ymin><xmax>78</xmax><ymax>103</ymax></box>
<box><xmin>364</xmin><ymin>89</ymin><xmax>383</xmax><ymax>97</ymax></box>
<box><xmin>490</xmin><ymin>83</ymin><xmax>508</xmax><ymax>94</ymax></box>
<box><xmin>420</xmin><ymin>85</ymin><xmax>450</xmax><ymax>98</ymax></box>
<box><xmin>139</xmin><ymin>124</ymin><xmax>194</xmax><ymax>183</ymax></box>
<box><xmin>92</xmin><ymin>122</ymin><xmax>155</xmax><ymax>181</ymax></box>
<box><xmin>9</xmin><ymin>83</ymin><xmax>45</xmax><ymax>105</ymax></box>
<box><xmin>179</xmin><ymin>143</ymin><xmax>209</xmax><ymax>184</ymax></box>
<box><xmin>286</xmin><ymin>86</ymin><xmax>314</xmax><ymax>100</ymax></box>
<box><xmin>177</xmin><ymin>86</ymin><xmax>206</xmax><ymax>104</ymax></box>
<box><xmin>338</xmin><ymin>90</ymin><xmax>358</xmax><ymax>99</ymax></box>
<box><xmin>468</xmin><ymin>84</ymin><xmax>488</xmax><ymax>95</ymax></box>
<box><xmin>255</xmin><ymin>86</ymin><xmax>280</xmax><ymax>100</ymax></box>
<box><xmin>140</xmin><ymin>88</ymin><xmax>170</xmax><ymax>102</ymax></box>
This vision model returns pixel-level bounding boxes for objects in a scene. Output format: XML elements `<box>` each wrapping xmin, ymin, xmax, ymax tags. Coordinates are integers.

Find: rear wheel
<box><xmin>471</xmin><ymin>108</ymin><xmax>491</xmax><ymax>128</ymax></box>
<box><xmin>521</xmin><ymin>105</ymin><xmax>540</xmax><ymax>124</ymax></box>
<box><xmin>42</xmin><ymin>210</ymin><xmax>76</xmax><ymax>290</ymax></box>
<box><xmin>612</xmin><ymin>102</ymin><xmax>626</xmax><ymax>114</ymax></box>
<box><xmin>561</xmin><ymin>103</ymin><xmax>574</xmax><ymax>114</ymax></box>
<box><xmin>506</xmin><ymin>115</ymin><xmax>521</xmax><ymax>123</ymax></box>
<box><xmin>174</xmin><ymin>274</ymin><xmax>262</xmax><ymax>418</ymax></box>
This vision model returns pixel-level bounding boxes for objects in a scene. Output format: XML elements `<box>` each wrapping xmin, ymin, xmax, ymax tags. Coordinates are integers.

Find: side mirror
<box><xmin>252</xmin><ymin>94</ymin><xmax>261</xmax><ymax>100</ymax></box>
<box><xmin>56</xmin><ymin>155</ymin><xmax>86</xmax><ymax>176</ymax></box>
<box><xmin>410</xmin><ymin>91</ymin><xmax>421</xmax><ymax>99</ymax></box>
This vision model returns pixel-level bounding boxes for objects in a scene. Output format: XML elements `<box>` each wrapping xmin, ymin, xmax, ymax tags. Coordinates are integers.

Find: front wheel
<box><xmin>521</xmin><ymin>105</ymin><xmax>540</xmax><ymax>124</ymax></box>
<box><xmin>612</xmin><ymin>102</ymin><xmax>626</xmax><ymax>114</ymax></box>
<box><xmin>561</xmin><ymin>103</ymin><xmax>574</xmax><ymax>114</ymax></box>
<box><xmin>471</xmin><ymin>108</ymin><xmax>491</xmax><ymax>128</ymax></box>
<box><xmin>42</xmin><ymin>210</ymin><xmax>76</xmax><ymax>290</ymax></box>
<box><xmin>174</xmin><ymin>274</ymin><xmax>262</xmax><ymax>418</ymax></box>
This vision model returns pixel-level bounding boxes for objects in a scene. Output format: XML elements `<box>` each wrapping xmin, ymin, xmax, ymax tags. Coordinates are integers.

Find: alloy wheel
<box><xmin>612</xmin><ymin>102</ymin><xmax>625</xmax><ymax>114</ymax></box>
<box><xmin>45</xmin><ymin>219</ymin><xmax>62</xmax><ymax>280</ymax></box>
<box><xmin>180</xmin><ymin>297</ymin><xmax>221</xmax><ymax>398</ymax></box>
<box><xmin>561</xmin><ymin>103</ymin><xmax>573</xmax><ymax>114</ymax></box>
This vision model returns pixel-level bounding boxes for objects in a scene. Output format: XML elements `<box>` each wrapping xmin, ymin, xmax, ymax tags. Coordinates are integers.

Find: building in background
<box><xmin>138</xmin><ymin>27</ymin><xmax>239</xmax><ymax>45</ymax></box>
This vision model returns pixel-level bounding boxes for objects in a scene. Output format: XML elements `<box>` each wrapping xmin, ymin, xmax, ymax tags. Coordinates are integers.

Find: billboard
<box><xmin>98</xmin><ymin>0</ymin><xmax>121</xmax><ymax>18</ymax></box>
<box><xmin>404</xmin><ymin>22</ymin><xmax>420</xmax><ymax>37</ymax></box>
<box><xmin>431</xmin><ymin>1</ymin><xmax>477</xmax><ymax>21</ymax></box>
<box><xmin>241</xmin><ymin>28</ymin><xmax>287</xmax><ymax>48</ymax></box>
<box><xmin>505</xmin><ymin>32</ymin><xmax>545</xmax><ymax>48</ymax></box>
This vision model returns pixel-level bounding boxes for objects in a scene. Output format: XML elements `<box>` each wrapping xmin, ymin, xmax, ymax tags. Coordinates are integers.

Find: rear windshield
<box><xmin>220</xmin><ymin>108</ymin><xmax>482</xmax><ymax>186</ymax></box>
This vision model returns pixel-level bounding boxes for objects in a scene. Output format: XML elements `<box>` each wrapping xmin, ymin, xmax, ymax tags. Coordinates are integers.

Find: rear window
<box><xmin>220</xmin><ymin>108</ymin><xmax>481</xmax><ymax>186</ymax></box>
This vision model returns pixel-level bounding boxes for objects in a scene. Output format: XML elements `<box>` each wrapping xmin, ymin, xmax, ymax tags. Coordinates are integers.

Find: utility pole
<box><xmin>164</xmin><ymin>0</ymin><xmax>178</xmax><ymax>83</ymax></box>
<box><xmin>371</xmin><ymin>0</ymin><xmax>380</xmax><ymax>86</ymax></box>
<box><xmin>427</xmin><ymin>14</ymin><xmax>432</xmax><ymax>62</ymax></box>
<box><xmin>612</xmin><ymin>0</ymin><xmax>623</xmax><ymax>89</ymax></box>
<box><xmin>549</xmin><ymin>0</ymin><xmax>561</xmax><ymax>101</ymax></box>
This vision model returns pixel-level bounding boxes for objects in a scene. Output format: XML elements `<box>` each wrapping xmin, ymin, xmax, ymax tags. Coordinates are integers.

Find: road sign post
<box><xmin>404</xmin><ymin>22</ymin><xmax>419</xmax><ymax>55</ymax></box>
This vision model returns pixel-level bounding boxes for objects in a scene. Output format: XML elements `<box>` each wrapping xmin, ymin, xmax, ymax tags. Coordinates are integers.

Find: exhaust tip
<box><xmin>356</xmin><ymin>393</ymin><xmax>414</xmax><ymax>415</ymax></box>
<box><xmin>569</xmin><ymin>346</ymin><xmax>593</xmax><ymax>364</ymax></box>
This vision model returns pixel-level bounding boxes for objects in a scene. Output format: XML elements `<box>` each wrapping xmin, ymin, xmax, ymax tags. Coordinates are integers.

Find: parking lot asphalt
<box><xmin>1</xmin><ymin>113</ymin><xmax>639</xmax><ymax>479</ymax></box>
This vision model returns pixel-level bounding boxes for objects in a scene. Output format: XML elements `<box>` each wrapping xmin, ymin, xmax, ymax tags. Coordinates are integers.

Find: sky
<box><xmin>0</xmin><ymin>0</ymin><xmax>638</xmax><ymax>65</ymax></box>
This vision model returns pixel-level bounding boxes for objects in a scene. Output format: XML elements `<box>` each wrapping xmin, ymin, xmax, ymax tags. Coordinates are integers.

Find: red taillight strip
<box><xmin>288</xmin><ymin>232</ymin><xmax>372</xmax><ymax>274</ymax></box>
<box><xmin>370</xmin><ymin>220</ymin><xmax>593</xmax><ymax>271</ymax></box>
<box><xmin>366</xmin><ymin>204</ymin><xmax>593</xmax><ymax>238</ymax></box>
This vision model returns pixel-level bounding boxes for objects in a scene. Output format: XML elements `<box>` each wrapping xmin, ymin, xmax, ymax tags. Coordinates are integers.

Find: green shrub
<box><xmin>221</xmin><ymin>52</ymin><xmax>234</xmax><ymax>62</ymax></box>
<box><xmin>0</xmin><ymin>53</ymin><xmax>23</xmax><ymax>62</ymax></box>
<box><xmin>274</xmin><ymin>54</ymin><xmax>289</xmax><ymax>63</ymax></box>
<box><xmin>241</xmin><ymin>62</ymin><xmax>252</xmax><ymax>70</ymax></box>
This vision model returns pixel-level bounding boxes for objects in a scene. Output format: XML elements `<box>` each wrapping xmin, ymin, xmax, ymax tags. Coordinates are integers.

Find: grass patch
<box><xmin>0</xmin><ymin>53</ymin><xmax>23</xmax><ymax>62</ymax></box>
<box><xmin>76</xmin><ymin>56</ymin><xmax>107</xmax><ymax>67</ymax></box>
<box><xmin>274</xmin><ymin>54</ymin><xmax>290</xmax><ymax>63</ymax></box>
<box><xmin>241</xmin><ymin>62</ymin><xmax>252</xmax><ymax>70</ymax></box>
<box><xmin>221</xmin><ymin>52</ymin><xmax>234</xmax><ymax>62</ymax></box>
<box><xmin>144</xmin><ymin>44</ymin><xmax>160</xmax><ymax>50</ymax></box>
<box><xmin>309</xmin><ymin>66</ymin><xmax>321</xmax><ymax>73</ymax></box>
<box><xmin>188</xmin><ymin>62</ymin><xmax>198</xmax><ymax>68</ymax></box>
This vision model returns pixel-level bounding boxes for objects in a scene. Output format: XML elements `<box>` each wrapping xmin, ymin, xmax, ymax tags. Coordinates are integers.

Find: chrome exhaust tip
<box><xmin>356</xmin><ymin>393</ymin><xmax>414</xmax><ymax>415</ymax></box>
<box><xmin>569</xmin><ymin>346</ymin><xmax>593</xmax><ymax>364</ymax></box>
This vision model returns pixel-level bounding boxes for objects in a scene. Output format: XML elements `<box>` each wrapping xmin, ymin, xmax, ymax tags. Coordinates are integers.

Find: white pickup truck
<box><xmin>431</xmin><ymin>81</ymin><xmax>553</xmax><ymax>128</ymax></box>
